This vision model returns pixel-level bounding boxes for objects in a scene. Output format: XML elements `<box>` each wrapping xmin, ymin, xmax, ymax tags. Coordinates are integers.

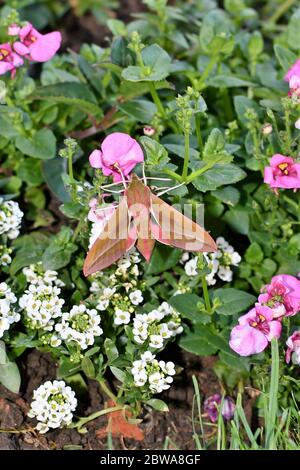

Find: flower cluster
<box><xmin>204</xmin><ymin>394</ymin><xmax>235</xmax><ymax>423</ymax></box>
<box><xmin>131</xmin><ymin>351</ymin><xmax>176</xmax><ymax>393</ymax></box>
<box><xmin>55</xmin><ymin>304</ymin><xmax>103</xmax><ymax>350</ymax></box>
<box><xmin>132</xmin><ymin>302</ymin><xmax>182</xmax><ymax>349</ymax></box>
<box><xmin>0</xmin><ymin>22</ymin><xmax>61</xmax><ymax>77</ymax></box>
<box><xmin>0</xmin><ymin>199</ymin><xmax>23</xmax><ymax>239</ymax></box>
<box><xmin>264</xmin><ymin>154</ymin><xmax>300</xmax><ymax>191</ymax></box>
<box><xmin>0</xmin><ymin>282</ymin><xmax>20</xmax><ymax>338</ymax></box>
<box><xmin>27</xmin><ymin>380</ymin><xmax>77</xmax><ymax>433</ymax></box>
<box><xmin>183</xmin><ymin>237</ymin><xmax>241</xmax><ymax>285</ymax></box>
<box><xmin>19</xmin><ymin>269</ymin><xmax>64</xmax><ymax>331</ymax></box>
<box><xmin>89</xmin><ymin>132</ymin><xmax>144</xmax><ymax>182</ymax></box>
<box><xmin>230</xmin><ymin>274</ymin><xmax>300</xmax><ymax>356</ymax></box>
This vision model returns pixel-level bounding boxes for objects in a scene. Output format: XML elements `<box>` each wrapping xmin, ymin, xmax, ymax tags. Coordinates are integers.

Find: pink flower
<box><xmin>13</xmin><ymin>23</ymin><xmax>61</xmax><ymax>62</ymax></box>
<box><xmin>0</xmin><ymin>43</ymin><xmax>23</xmax><ymax>77</ymax></box>
<box><xmin>88</xmin><ymin>198</ymin><xmax>116</xmax><ymax>248</ymax></box>
<box><xmin>8</xmin><ymin>24</ymin><xmax>21</xmax><ymax>36</ymax></box>
<box><xmin>204</xmin><ymin>394</ymin><xmax>235</xmax><ymax>423</ymax></box>
<box><xmin>286</xmin><ymin>331</ymin><xmax>300</xmax><ymax>365</ymax></box>
<box><xmin>264</xmin><ymin>154</ymin><xmax>300</xmax><ymax>190</ymax></box>
<box><xmin>285</xmin><ymin>59</ymin><xmax>300</xmax><ymax>82</ymax></box>
<box><xmin>258</xmin><ymin>274</ymin><xmax>300</xmax><ymax>317</ymax></box>
<box><xmin>89</xmin><ymin>132</ymin><xmax>144</xmax><ymax>182</ymax></box>
<box><xmin>229</xmin><ymin>305</ymin><xmax>282</xmax><ymax>357</ymax></box>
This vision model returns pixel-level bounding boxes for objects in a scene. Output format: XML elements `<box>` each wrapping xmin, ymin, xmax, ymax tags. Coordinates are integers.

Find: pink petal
<box><xmin>269</xmin><ymin>154</ymin><xmax>294</xmax><ymax>167</ymax></box>
<box><xmin>30</xmin><ymin>31</ymin><xmax>61</xmax><ymax>62</ymax></box>
<box><xmin>284</xmin><ymin>59</ymin><xmax>300</xmax><ymax>82</ymax></box>
<box><xmin>267</xmin><ymin>320</ymin><xmax>282</xmax><ymax>341</ymax></box>
<box><xmin>13</xmin><ymin>41</ymin><xmax>30</xmax><ymax>56</ymax></box>
<box><xmin>0</xmin><ymin>62</ymin><xmax>13</xmax><ymax>75</ymax></box>
<box><xmin>89</xmin><ymin>149</ymin><xmax>103</xmax><ymax>168</ymax></box>
<box><xmin>264</xmin><ymin>166</ymin><xmax>275</xmax><ymax>185</ymax></box>
<box><xmin>8</xmin><ymin>24</ymin><xmax>20</xmax><ymax>36</ymax></box>
<box><xmin>229</xmin><ymin>324</ymin><xmax>268</xmax><ymax>356</ymax></box>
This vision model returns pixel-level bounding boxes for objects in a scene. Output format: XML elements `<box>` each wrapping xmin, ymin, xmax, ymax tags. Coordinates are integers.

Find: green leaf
<box><xmin>81</xmin><ymin>357</ymin><xmax>95</xmax><ymax>379</ymax></box>
<box><xmin>140</xmin><ymin>136</ymin><xmax>169</xmax><ymax>169</ymax></box>
<box><xmin>192</xmin><ymin>164</ymin><xmax>246</xmax><ymax>192</ymax></box>
<box><xmin>42</xmin><ymin>158</ymin><xmax>71</xmax><ymax>203</ymax></box>
<box><xmin>213</xmin><ymin>288</ymin><xmax>256</xmax><ymax>315</ymax></box>
<box><xmin>208</xmin><ymin>75</ymin><xmax>256</xmax><ymax>88</ymax></box>
<box><xmin>274</xmin><ymin>45</ymin><xmax>297</xmax><ymax>72</ymax></box>
<box><xmin>169</xmin><ymin>294</ymin><xmax>204</xmax><ymax>324</ymax></box>
<box><xmin>110</xmin><ymin>366</ymin><xmax>126</xmax><ymax>383</ymax></box>
<box><xmin>32</xmin><ymin>83</ymin><xmax>101</xmax><ymax>116</ymax></box>
<box><xmin>233</xmin><ymin>95</ymin><xmax>262</xmax><ymax>125</ymax></box>
<box><xmin>222</xmin><ymin>206</ymin><xmax>250</xmax><ymax>235</ymax></box>
<box><xmin>122</xmin><ymin>44</ymin><xmax>171</xmax><ymax>82</ymax></box>
<box><xmin>104</xmin><ymin>339</ymin><xmax>119</xmax><ymax>364</ymax></box>
<box><xmin>179</xmin><ymin>331</ymin><xmax>218</xmax><ymax>356</ymax></box>
<box><xmin>119</xmin><ymin>99</ymin><xmax>157</xmax><ymax>122</ymax></box>
<box><xmin>146</xmin><ymin>245</ymin><xmax>181</xmax><ymax>274</ymax></box>
<box><xmin>200</xmin><ymin>9</ymin><xmax>234</xmax><ymax>55</ymax></box>
<box><xmin>18</xmin><ymin>159</ymin><xmax>44</xmax><ymax>185</ymax></box>
<box><xmin>214</xmin><ymin>186</ymin><xmax>240</xmax><ymax>206</ymax></box>
<box><xmin>146</xmin><ymin>399</ymin><xmax>169</xmax><ymax>412</ymax></box>
<box><xmin>203</xmin><ymin>128</ymin><xmax>225</xmax><ymax>157</ymax></box>
<box><xmin>0</xmin><ymin>342</ymin><xmax>21</xmax><ymax>393</ymax></box>
<box><xmin>287</xmin><ymin>10</ymin><xmax>300</xmax><ymax>51</ymax></box>
<box><xmin>248</xmin><ymin>31</ymin><xmax>264</xmax><ymax>62</ymax></box>
<box><xmin>57</xmin><ymin>357</ymin><xmax>81</xmax><ymax>378</ymax></box>
<box><xmin>42</xmin><ymin>227</ymin><xmax>77</xmax><ymax>270</ymax></box>
<box><xmin>245</xmin><ymin>242</ymin><xmax>264</xmax><ymax>265</ymax></box>
<box><xmin>10</xmin><ymin>232</ymin><xmax>50</xmax><ymax>275</ymax></box>
<box><xmin>16</xmin><ymin>129</ymin><xmax>56</xmax><ymax>160</ymax></box>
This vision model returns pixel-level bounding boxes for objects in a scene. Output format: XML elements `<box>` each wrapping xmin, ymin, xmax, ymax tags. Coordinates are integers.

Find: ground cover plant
<box><xmin>0</xmin><ymin>0</ymin><xmax>300</xmax><ymax>451</ymax></box>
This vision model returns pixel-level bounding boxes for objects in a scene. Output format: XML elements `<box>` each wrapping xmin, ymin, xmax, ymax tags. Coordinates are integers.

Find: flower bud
<box><xmin>261</xmin><ymin>123</ymin><xmax>273</xmax><ymax>135</ymax></box>
<box><xmin>143</xmin><ymin>126</ymin><xmax>155</xmax><ymax>136</ymax></box>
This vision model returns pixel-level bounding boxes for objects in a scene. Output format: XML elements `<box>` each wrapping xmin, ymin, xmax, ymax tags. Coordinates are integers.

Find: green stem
<box><xmin>68</xmin><ymin>152</ymin><xmax>74</xmax><ymax>183</ymax></box>
<box><xmin>195</xmin><ymin>114</ymin><xmax>203</xmax><ymax>153</ymax></box>
<box><xmin>201</xmin><ymin>276</ymin><xmax>212</xmax><ymax>314</ymax></box>
<box><xmin>164</xmin><ymin>168</ymin><xmax>182</xmax><ymax>182</ymax></box>
<box><xmin>149</xmin><ymin>82</ymin><xmax>167</xmax><ymax>119</ymax></box>
<box><xmin>182</xmin><ymin>130</ymin><xmax>190</xmax><ymax>181</ymax></box>
<box><xmin>197</xmin><ymin>55</ymin><xmax>219</xmax><ymax>90</ymax></box>
<box><xmin>267</xmin><ymin>0</ymin><xmax>296</xmax><ymax>25</ymax></box>
<box><xmin>72</xmin><ymin>217</ymin><xmax>85</xmax><ymax>242</ymax></box>
<box><xmin>284</xmin><ymin>108</ymin><xmax>292</xmax><ymax>148</ymax></box>
<box><xmin>265</xmin><ymin>338</ymin><xmax>279</xmax><ymax>450</ymax></box>
<box><xmin>186</xmin><ymin>161</ymin><xmax>215</xmax><ymax>184</ymax></box>
<box><xmin>98</xmin><ymin>379</ymin><xmax>118</xmax><ymax>402</ymax></box>
<box><xmin>71</xmin><ymin>405</ymin><xmax>124</xmax><ymax>430</ymax></box>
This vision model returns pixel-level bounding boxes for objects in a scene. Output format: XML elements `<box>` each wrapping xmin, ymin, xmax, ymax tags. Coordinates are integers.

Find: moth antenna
<box><xmin>145</xmin><ymin>177</ymin><xmax>172</xmax><ymax>182</ymax></box>
<box><xmin>157</xmin><ymin>182</ymin><xmax>185</xmax><ymax>197</ymax></box>
<box><xmin>142</xmin><ymin>163</ymin><xmax>147</xmax><ymax>186</ymax></box>
<box><xmin>99</xmin><ymin>188</ymin><xmax>125</xmax><ymax>194</ymax></box>
<box><xmin>100</xmin><ymin>182</ymin><xmax>124</xmax><ymax>189</ymax></box>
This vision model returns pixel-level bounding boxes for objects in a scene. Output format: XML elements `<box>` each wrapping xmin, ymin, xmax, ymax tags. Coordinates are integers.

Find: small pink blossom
<box><xmin>204</xmin><ymin>394</ymin><xmax>235</xmax><ymax>423</ymax></box>
<box><xmin>89</xmin><ymin>132</ymin><xmax>144</xmax><ymax>182</ymax></box>
<box><xmin>295</xmin><ymin>118</ymin><xmax>300</xmax><ymax>130</ymax></box>
<box><xmin>8</xmin><ymin>24</ymin><xmax>21</xmax><ymax>36</ymax></box>
<box><xmin>264</xmin><ymin>154</ymin><xmax>300</xmax><ymax>190</ymax></box>
<box><xmin>229</xmin><ymin>305</ymin><xmax>282</xmax><ymax>357</ymax></box>
<box><xmin>286</xmin><ymin>331</ymin><xmax>300</xmax><ymax>365</ymax></box>
<box><xmin>88</xmin><ymin>198</ymin><xmax>116</xmax><ymax>248</ymax></box>
<box><xmin>0</xmin><ymin>43</ymin><xmax>23</xmax><ymax>78</ymax></box>
<box><xmin>258</xmin><ymin>274</ymin><xmax>300</xmax><ymax>317</ymax></box>
<box><xmin>285</xmin><ymin>59</ymin><xmax>300</xmax><ymax>82</ymax></box>
<box><xmin>13</xmin><ymin>23</ymin><xmax>61</xmax><ymax>62</ymax></box>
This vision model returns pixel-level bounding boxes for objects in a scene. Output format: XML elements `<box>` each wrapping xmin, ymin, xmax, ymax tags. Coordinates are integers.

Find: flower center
<box><xmin>277</xmin><ymin>162</ymin><xmax>289</xmax><ymax>175</ymax></box>
<box><xmin>249</xmin><ymin>313</ymin><xmax>270</xmax><ymax>334</ymax></box>
<box><xmin>71</xmin><ymin>313</ymin><xmax>90</xmax><ymax>332</ymax></box>
<box><xmin>23</xmin><ymin>32</ymin><xmax>37</xmax><ymax>47</ymax></box>
<box><xmin>0</xmin><ymin>48</ymin><xmax>10</xmax><ymax>61</ymax></box>
<box><xmin>48</xmin><ymin>392</ymin><xmax>65</xmax><ymax>405</ymax></box>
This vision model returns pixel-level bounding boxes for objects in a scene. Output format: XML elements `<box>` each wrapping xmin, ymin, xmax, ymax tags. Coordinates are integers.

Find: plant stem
<box><xmin>182</xmin><ymin>130</ymin><xmax>190</xmax><ymax>181</ymax></box>
<box><xmin>197</xmin><ymin>55</ymin><xmax>219</xmax><ymax>90</ymax></box>
<box><xmin>186</xmin><ymin>160</ymin><xmax>216</xmax><ymax>184</ymax></box>
<box><xmin>71</xmin><ymin>405</ymin><xmax>124</xmax><ymax>430</ymax></box>
<box><xmin>195</xmin><ymin>114</ymin><xmax>203</xmax><ymax>152</ymax></box>
<box><xmin>68</xmin><ymin>152</ymin><xmax>74</xmax><ymax>183</ymax></box>
<box><xmin>164</xmin><ymin>168</ymin><xmax>182</xmax><ymax>182</ymax></box>
<box><xmin>265</xmin><ymin>338</ymin><xmax>279</xmax><ymax>450</ymax></box>
<box><xmin>267</xmin><ymin>0</ymin><xmax>296</xmax><ymax>25</ymax></box>
<box><xmin>201</xmin><ymin>276</ymin><xmax>212</xmax><ymax>314</ymax></box>
<box><xmin>149</xmin><ymin>82</ymin><xmax>167</xmax><ymax>119</ymax></box>
<box><xmin>98</xmin><ymin>379</ymin><xmax>118</xmax><ymax>402</ymax></box>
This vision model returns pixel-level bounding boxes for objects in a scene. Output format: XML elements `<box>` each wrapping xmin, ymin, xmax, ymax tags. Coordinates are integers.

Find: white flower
<box><xmin>185</xmin><ymin>258</ymin><xmax>198</xmax><ymax>276</ymax></box>
<box><xmin>55</xmin><ymin>304</ymin><xmax>103</xmax><ymax>350</ymax></box>
<box><xmin>19</xmin><ymin>282</ymin><xmax>64</xmax><ymax>331</ymax></box>
<box><xmin>129</xmin><ymin>289</ymin><xmax>143</xmax><ymax>305</ymax></box>
<box><xmin>114</xmin><ymin>309</ymin><xmax>130</xmax><ymax>325</ymax></box>
<box><xmin>0</xmin><ymin>199</ymin><xmax>23</xmax><ymax>239</ymax></box>
<box><xmin>131</xmin><ymin>352</ymin><xmax>176</xmax><ymax>394</ymax></box>
<box><xmin>218</xmin><ymin>265</ymin><xmax>233</xmax><ymax>282</ymax></box>
<box><xmin>0</xmin><ymin>282</ymin><xmax>20</xmax><ymax>338</ymax></box>
<box><xmin>0</xmin><ymin>244</ymin><xmax>12</xmax><ymax>266</ymax></box>
<box><xmin>295</xmin><ymin>118</ymin><xmax>300</xmax><ymax>130</ymax></box>
<box><xmin>28</xmin><ymin>380</ymin><xmax>77</xmax><ymax>433</ymax></box>
<box><xmin>22</xmin><ymin>264</ymin><xmax>64</xmax><ymax>287</ymax></box>
<box><xmin>180</xmin><ymin>252</ymin><xmax>190</xmax><ymax>264</ymax></box>
<box><xmin>159</xmin><ymin>360</ymin><xmax>176</xmax><ymax>376</ymax></box>
<box><xmin>149</xmin><ymin>334</ymin><xmax>164</xmax><ymax>349</ymax></box>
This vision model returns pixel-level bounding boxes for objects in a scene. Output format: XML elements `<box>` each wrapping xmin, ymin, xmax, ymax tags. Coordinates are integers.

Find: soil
<box><xmin>0</xmin><ymin>349</ymin><xmax>229</xmax><ymax>450</ymax></box>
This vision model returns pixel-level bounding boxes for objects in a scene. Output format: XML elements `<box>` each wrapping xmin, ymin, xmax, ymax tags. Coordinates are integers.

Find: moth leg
<box><xmin>142</xmin><ymin>163</ymin><xmax>147</xmax><ymax>186</ymax></box>
<box><xmin>156</xmin><ymin>182</ymin><xmax>185</xmax><ymax>196</ymax></box>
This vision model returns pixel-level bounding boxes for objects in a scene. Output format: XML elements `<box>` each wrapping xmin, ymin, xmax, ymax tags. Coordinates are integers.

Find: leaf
<box><xmin>146</xmin><ymin>244</ymin><xmax>182</xmax><ymax>274</ymax></box>
<box><xmin>213</xmin><ymin>288</ymin><xmax>256</xmax><ymax>315</ymax></box>
<box><xmin>32</xmin><ymin>83</ymin><xmax>101</xmax><ymax>116</ymax></box>
<box><xmin>179</xmin><ymin>331</ymin><xmax>218</xmax><ymax>356</ymax></box>
<box><xmin>222</xmin><ymin>206</ymin><xmax>250</xmax><ymax>235</ymax></box>
<box><xmin>208</xmin><ymin>75</ymin><xmax>257</xmax><ymax>88</ymax></box>
<box><xmin>122</xmin><ymin>44</ymin><xmax>171</xmax><ymax>82</ymax></box>
<box><xmin>10</xmin><ymin>232</ymin><xmax>50</xmax><ymax>275</ymax></box>
<box><xmin>42</xmin><ymin>228</ymin><xmax>77</xmax><ymax>270</ymax></box>
<box><xmin>81</xmin><ymin>357</ymin><xmax>95</xmax><ymax>379</ymax></box>
<box><xmin>233</xmin><ymin>95</ymin><xmax>262</xmax><ymax>125</ymax></box>
<box><xmin>16</xmin><ymin>129</ymin><xmax>56</xmax><ymax>160</ymax></box>
<box><xmin>169</xmin><ymin>294</ymin><xmax>204</xmax><ymax>323</ymax></box>
<box><xmin>110</xmin><ymin>366</ymin><xmax>126</xmax><ymax>383</ymax></box>
<box><xmin>42</xmin><ymin>158</ymin><xmax>71</xmax><ymax>203</ymax></box>
<box><xmin>192</xmin><ymin>164</ymin><xmax>246</xmax><ymax>192</ymax></box>
<box><xmin>0</xmin><ymin>361</ymin><xmax>21</xmax><ymax>393</ymax></box>
<box><xmin>274</xmin><ymin>45</ymin><xmax>297</xmax><ymax>72</ymax></box>
<box><xmin>203</xmin><ymin>128</ymin><xmax>225</xmax><ymax>158</ymax></box>
<box><xmin>245</xmin><ymin>242</ymin><xmax>264</xmax><ymax>265</ymax></box>
<box><xmin>146</xmin><ymin>399</ymin><xmax>169</xmax><ymax>412</ymax></box>
<box><xmin>140</xmin><ymin>136</ymin><xmax>169</xmax><ymax>169</ymax></box>
<box><xmin>18</xmin><ymin>159</ymin><xmax>44</xmax><ymax>185</ymax></box>
<box><xmin>287</xmin><ymin>10</ymin><xmax>300</xmax><ymax>52</ymax></box>
<box><xmin>213</xmin><ymin>186</ymin><xmax>240</xmax><ymax>206</ymax></box>
<box><xmin>119</xmin><ymin>99</ymin><xmax>157</xmax><ymax>122</ymax></box>
<box><xmin>104</xmin><ymin>339</ymin><xmax>119</xmax><ymax>364</ymax></box>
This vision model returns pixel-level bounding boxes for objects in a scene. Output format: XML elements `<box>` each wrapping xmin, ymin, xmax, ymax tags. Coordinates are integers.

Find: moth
<box><xmin>83</xmin><ymin>174</ymin><xmax>217</xmax><ymax>276</ymax></box>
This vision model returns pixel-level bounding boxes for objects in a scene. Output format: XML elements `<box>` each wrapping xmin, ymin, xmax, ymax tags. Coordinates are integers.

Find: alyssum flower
<box><xmin>89</xmin><ymin>132</ymin><xmax>144</xmax><ymax>182</ymax></box>
<box><xmin>264</xmin><ymin>154</ymin><xmax>300</xmax><ymax>190</ymax></box>
<box><xmin>28</xmin><ymin>380</ymin><xmax>77</xmax><ymax>433</ymax></box>
<box><xmin>0</xmin><ymin>199</ymin><xmax>23</xmax><ymax>239</ymax></box>
<box><xmin>229</xmin><ymin>305</ymin><xmax>282</xmax><ymax>356</ymax></box>
<box><xmin>131</xmin><ymin>351</ymin><xmax>176</xmax><ymax>393</ymax></box>
<box><xmin>0</xmin><ymin>282</ymin><xmax>20</xmax><ymax>338</ymax></box>
<box><xmin>55</xmin><ymin>304</ymin><xmax>103</xmax><ymax>350</ymax></box>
